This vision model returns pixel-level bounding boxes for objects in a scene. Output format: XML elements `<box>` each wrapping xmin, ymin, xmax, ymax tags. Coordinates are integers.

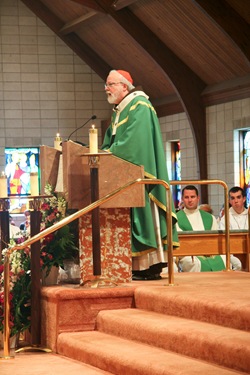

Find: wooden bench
<box><xmin>175</xmin><ymin>230</ymin><xmax>250</xmax><ymax>271</ymax></box>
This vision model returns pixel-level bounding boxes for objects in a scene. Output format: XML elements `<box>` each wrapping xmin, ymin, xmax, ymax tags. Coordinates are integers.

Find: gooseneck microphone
<box><xmin>67</xmin><ymin>115</ymin><xmax>97</xmax><ymax>141</ymax></box>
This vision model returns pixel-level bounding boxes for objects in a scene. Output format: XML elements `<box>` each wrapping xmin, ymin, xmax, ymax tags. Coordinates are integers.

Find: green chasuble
<box><xmin>177</xmin><ymin>209</ymin><xmax>213</xmax><ymax>231</ymax></box>
<box><xmin>197</xmin><ymin>256</ymin><xmax>226</xmax><ymax>271</ymax></box>
<box><xmin>101</xmin><ymin>89</ymin><xmax>179</xmax><ymax>255</ymax></box>
<box><xmin>176</xmin><ymin>209</ymin><xmax>225</xmax><ymax>271</ymax></box>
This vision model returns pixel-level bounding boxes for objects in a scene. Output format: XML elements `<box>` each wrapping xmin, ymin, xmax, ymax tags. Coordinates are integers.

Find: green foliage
<box><xmin>0</xmin><ymin>245</ymin><xmax>31</xmax><ymax>337</ymax></box>
<box><xmin>40</xmin><ymin>183</ymin><xmax>79</xmax><ymax>275</ymax></box>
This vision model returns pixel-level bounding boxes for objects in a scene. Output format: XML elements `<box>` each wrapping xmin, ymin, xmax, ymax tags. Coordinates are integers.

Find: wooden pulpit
<box><xmin>61</xmin><ymin>140</ymin><xmax>145</xmax><ymax>209</ymax></box>
<box><xmin>40</xmin><ymin>141</ymin><xmax>145</xmax><ymax>283</ymax></box>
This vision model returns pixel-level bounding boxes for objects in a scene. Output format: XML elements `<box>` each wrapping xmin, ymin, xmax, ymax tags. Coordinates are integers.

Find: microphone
<box><xmin>67</xmin><ymin>115</ymin><xmax>97</xmax><ymax>141</ymax></box>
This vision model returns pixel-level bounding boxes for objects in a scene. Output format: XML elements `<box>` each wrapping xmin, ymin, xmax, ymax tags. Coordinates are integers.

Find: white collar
<box><xmin>114</xmin><ymin>90</ymin><xmax>149</xmax><ymax>113</ymax></box>
<box><xmin>230</xmin><ymin>207</ymin><xmax>248</xmax><ymax>216</ymax></box>
<box><xmin>183</xmin><ymin>207</ymin><xmax>199</xmax><ymax>215</ymax></box>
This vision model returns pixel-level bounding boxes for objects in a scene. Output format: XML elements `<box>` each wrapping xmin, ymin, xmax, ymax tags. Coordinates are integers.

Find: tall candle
<box><xmin>89</xmin><ymin>124</ymin><xmax>98</xmax><ymax>153</ymax></box>
<box><xmin>54</xmin><ymin>133</ymin><xmax>62</xmax><ymax>151</ymax></box>
<box><xmin>0</xmin><ymin>173</ymin><xmax>7</xmax><ymax>198</ymax></box>
<box><xmin>30</xmin><ymin>172</ymin><xmax>39</xmax><ymax>196</ymax></box>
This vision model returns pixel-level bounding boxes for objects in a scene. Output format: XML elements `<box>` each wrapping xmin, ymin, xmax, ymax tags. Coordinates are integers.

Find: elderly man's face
<box><xmin>105</xmin><ymin>72</ymin><xmax>128</xmax><ymax>104</ymax></box>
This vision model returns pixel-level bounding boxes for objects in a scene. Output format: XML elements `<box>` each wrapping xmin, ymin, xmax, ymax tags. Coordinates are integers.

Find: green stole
<box><xmin>197</xmin><ymin>256</ymin><xmax>225</xmax><ymax>271</ymax></box>
<box><xmin>177</xmin><ymin>210</ymin><xmax>225</xmax><ymax>271</ymax></box>
<box><xmin>177</xmin><ymin>209</ymin><xmax>213</xmax><ymax>231</ymax></box>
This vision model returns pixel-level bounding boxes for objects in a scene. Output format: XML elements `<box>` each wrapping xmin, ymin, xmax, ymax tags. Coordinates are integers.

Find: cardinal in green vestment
<box><xmin>101</xmin><ymin>69</ymin><xmax>179</xmax><ymax>280</ymax></box>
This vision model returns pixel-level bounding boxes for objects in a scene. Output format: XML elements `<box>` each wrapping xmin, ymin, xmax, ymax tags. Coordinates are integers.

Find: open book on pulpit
<box><xmin>40</xmin><ymin>141</ymin><xmax>145</xmax><ymax>210</ymax></box>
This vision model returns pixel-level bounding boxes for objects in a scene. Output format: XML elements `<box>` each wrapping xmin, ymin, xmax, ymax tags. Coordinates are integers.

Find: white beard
<box><xmin>107</xmin><ymin>93</ymin><xmax>118</xmax><ymax>104</ymax></box>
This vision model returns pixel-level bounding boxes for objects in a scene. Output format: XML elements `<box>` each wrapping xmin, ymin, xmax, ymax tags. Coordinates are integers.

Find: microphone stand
<box><xmin>67</xmin><ymin>115</ymin><xmax>97</xmax><ymax>142</ymax></box>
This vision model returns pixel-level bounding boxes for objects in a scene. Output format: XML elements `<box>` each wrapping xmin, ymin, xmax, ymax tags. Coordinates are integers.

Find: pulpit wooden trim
<box><xmin>39</xmin><ymin>145</ymin><xmax>61</xmax><ymax>194</ymax></box>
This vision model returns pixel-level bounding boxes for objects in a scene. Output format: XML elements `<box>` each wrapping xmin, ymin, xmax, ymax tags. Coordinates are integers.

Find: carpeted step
<box><xmin>96</xmin><ymin>308</ymin><xmax>250</xmax><ymax>373</ymax></box>
<box><xmin>57</xmin><ymin>331</ymin><xmax>248</xmax><ymax>375</ymax></box>
<box><xmin>133</xmin><ymin>285</ymin><xmax>250</xmax><ymax>331</ymax></box>
<box><xmin>1</xmin><ymin>352</ymin><xmax>115</xmax><ymax>375</ymax></box>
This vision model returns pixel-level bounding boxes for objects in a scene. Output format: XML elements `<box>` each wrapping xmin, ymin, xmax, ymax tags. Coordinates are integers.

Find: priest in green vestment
<box><xmin>176</xmin><ymin>185</ymin><xmax>241</xmax><ymax>271</ymax></box>
<box><xmin>101</xmin><ymin>69</ymin><xmax>179</xmax><ymax>280</ymax></box>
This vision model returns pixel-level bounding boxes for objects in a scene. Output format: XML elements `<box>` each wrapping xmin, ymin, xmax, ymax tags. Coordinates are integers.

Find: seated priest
<box><xmin>176</xmin><ymin>185</ymin><xmax>241</xmax><ymax>272</ymax></box>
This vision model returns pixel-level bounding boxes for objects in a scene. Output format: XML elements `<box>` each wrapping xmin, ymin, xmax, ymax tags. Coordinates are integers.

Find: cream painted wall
<box><xmin>160</xmin><ymin>98</ymin><xmax>250</xmax><ymax>216</ymax></box>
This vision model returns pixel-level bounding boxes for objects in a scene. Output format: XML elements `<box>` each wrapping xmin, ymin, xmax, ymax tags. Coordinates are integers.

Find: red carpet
<box><xmin>40</xmin><ymin>271</ymin><xmax>250</xmax><ymax>374</ymax></box>
<box><xmin>1</xmin><ymin>272</ymin><xmax>249</xmax><ymax>374</ymax></box>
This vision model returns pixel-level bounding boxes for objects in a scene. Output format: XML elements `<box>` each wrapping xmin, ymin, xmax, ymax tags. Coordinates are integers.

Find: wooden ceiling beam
<box><xmin>202</xmin><ymin>74</ymin><xmax>250</xmax><ymax>106</ymax></box>
<box><xmin>68</xmin><ymin>0</ymin><xmax>103</xmax><ymax>11</ymax></box>
<box><xmin>111</xmin><ymin>0</ymin><xmax>140</xmax><ymax>10</ymax></box>
<box><xmin>154</xmin><ymin>75</ymin><xmax>250</xmax><ymax>116</ymax></box>
<box><xmin>194</xmin><ymin>0</ymin><xmax>250</xmax><ymax>63</ymax></box>
<box><xmin>69</xmin><ymin>0</ymin><xmax>138</xmax><ymax>11</ymax></box>
<box><xmin>60</xmin><ymin>11</ymin><xmax>98</xmax><ymax>35</ymax></box>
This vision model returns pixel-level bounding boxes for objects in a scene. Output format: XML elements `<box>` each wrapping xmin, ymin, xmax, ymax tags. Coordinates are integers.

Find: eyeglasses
<box><xmin>104</xmin><ymin>82</ymin><xmax>123</xmax><ymax>88</ymax></box>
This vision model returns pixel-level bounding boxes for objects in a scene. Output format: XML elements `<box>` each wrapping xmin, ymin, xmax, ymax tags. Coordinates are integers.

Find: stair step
<box><xmin>57</xmin><ymin>331</ymin><xmax>247</xmax><ymax>375</ymax></box>
<box><xmin>133</xmin><ymin>285</ymin><xmax>250</xmax><ymax>331</ymax></box>
<box><xmin>96</xmin><ymin>308</ymin><xmax>250</xmax><ymax>373</ymax></box>
<box><xmin>2</xmin><ymin>352</ymin><xmax>114</xmax><ymax>375</ymax></box>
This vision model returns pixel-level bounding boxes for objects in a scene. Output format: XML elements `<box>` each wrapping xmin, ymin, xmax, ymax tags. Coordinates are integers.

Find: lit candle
<box><xmin>0</xmin><ymin>172</ymin><xmax>7</xmax><ymax>198</ymax></box>
<box><xmin>89</xmin><ymin>124</ymin><xmax>98</xmax><ymax>153</ymax></box>
<box><xmin>30</xmin><ymin>172</ymin><xmax>39</xmax><ymax>196</ymax></box>
<box><xmin>54</xmin><ymin>133</ymin><xmax>62</xmax><ymax>151</ymax></box>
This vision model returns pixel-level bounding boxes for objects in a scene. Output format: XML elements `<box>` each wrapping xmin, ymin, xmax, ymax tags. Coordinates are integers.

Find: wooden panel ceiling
<box><xmin>21</xmin><ymin>0</ymin><xmax>250</xmax><ymax>115</ymax></box>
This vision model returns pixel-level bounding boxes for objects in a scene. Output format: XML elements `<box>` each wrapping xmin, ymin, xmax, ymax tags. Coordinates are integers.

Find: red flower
<box><xmin>47</xmin><ymin>212</ymin><xmax>57</xmax><ymax>222</ymax></box>
<box><xmin>41</xmin><ymin>202</ymin><xmax>50</xmax><ymax>211</ymax></box>
<box><xmin>42</xmin><ymin>233</ymin><xmax>54</xmax><ymax>244</ymax></box>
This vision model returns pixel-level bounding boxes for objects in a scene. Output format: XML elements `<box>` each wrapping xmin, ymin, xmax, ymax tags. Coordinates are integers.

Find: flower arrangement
<box><xmin>40</xmin><ymin>183</ymin><xmax>79</xmax><ymax>276</ymax></box>
<box><xmin>0</xmin><ymin>184</ymin><xmax>79</xmax><ymax>337</ymax></box>
<box><xmin>0</xmin><ymin>236</ymin><xmax>31</xmax><ymax>337</ymax></box>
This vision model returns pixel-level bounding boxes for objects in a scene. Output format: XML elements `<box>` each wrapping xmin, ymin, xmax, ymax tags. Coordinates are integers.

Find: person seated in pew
<box><xmin>219</xmin><ymin>186</ymin><xmax>249</xmax><ymax>230</ymax></box>
<box><xmin>176</xmin><ymin>185</ymin><xmax>241</xmax><ymax>272</ymax></box>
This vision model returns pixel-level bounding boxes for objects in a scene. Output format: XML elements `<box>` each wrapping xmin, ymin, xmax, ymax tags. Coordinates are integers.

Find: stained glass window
<box><xmin>171</xmin><ymin>141</ymin><xmax>181</xmax><ymax>209</ymax></box>
<box><xmin>243</xmin><ymin>130</ymin><xmax>250</xmax><ymax>207</ymax></box>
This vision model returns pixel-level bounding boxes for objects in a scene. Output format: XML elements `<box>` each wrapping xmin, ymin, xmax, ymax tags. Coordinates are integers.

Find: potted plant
<box><xmin>40</xmin><ymin>183</ymin><xmax>79</xmax><ymax>285</ymax></box>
